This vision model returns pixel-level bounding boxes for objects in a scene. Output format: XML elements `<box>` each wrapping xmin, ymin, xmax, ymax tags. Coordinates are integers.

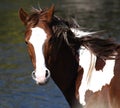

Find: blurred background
<box><xmin>0</xmin><ymin>0</ymin><xmax>120</xmax><ymax>108</ymax></box>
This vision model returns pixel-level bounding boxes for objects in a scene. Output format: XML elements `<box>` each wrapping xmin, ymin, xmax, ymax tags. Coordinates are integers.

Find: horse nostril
<box><xmin>45</xmin><ymin>70</ymin><xmax>50</xmax><ymax>78</ymax></box>
<box><xmin>45</xmin><ymin>70</ymin><xmax>48</xmax><ymax>77</ymax></box>
<box><xmin>32</xmin><ymin>71</ymin><xmax>36</xmax><ymax>80</ymax></box>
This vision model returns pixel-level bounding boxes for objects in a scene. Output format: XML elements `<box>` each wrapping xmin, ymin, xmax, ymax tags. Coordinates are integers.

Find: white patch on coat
<box><xmin>29</xmin><ymin>27</ymin><xmax>49</xmax><ymax>84</ymax></box>
<box><xmin>78</xmin><ymin>46</ymin><xmax>115</xmax><ymax>105</ymax></box>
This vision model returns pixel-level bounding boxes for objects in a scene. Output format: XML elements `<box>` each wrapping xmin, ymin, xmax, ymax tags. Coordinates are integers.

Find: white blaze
<box><xmin>78</xmin><ymin>47</ymin><xmax>115</xmax><ymax>105</ymax></box>
<box><xmin>29</xmin><ymin>27</ymin><xmax>47</xmax><ymax>83</ymax></box>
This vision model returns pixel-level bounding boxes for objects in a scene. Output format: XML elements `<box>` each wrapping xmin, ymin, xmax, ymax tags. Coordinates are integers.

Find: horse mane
<box><xmin>51</xmin><ymin>16</ymin><xmax>83</xmax><ymax>55</ymax></box>
<box><xmin>79</xmin><ymin>36</ymin><xmax>119</xmax><ymax>59</ymax></box>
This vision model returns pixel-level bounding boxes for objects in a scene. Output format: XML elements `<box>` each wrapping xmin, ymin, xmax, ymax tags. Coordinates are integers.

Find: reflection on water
<box><xmin>60</xmin><ymin>0</ymin><xmax>120</xmax><ymax>40</ymax></box>
<box><xmin>0</xmin><ymin>0</ymin><xmax>120</xmax><ymax>108</ymax></box>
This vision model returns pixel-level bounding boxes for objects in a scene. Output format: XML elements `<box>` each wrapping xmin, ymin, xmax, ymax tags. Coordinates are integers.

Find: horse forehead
<box><xmin>29</xmin><ymin>27</ymin><xmax>47</xmax><ymax>43</ymax></box>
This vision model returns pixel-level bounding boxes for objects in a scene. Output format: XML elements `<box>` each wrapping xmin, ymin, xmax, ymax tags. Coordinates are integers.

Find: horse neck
<box><xmin>46</xmin><ymin>39</ymin><xmax>80</xmax><ymax>107</ymax></box>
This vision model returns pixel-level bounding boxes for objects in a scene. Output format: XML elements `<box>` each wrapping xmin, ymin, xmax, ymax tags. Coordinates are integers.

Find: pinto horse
<box><xmin>19</xmin><ymin>5</ymin><xmax>120</xmax><ymax>108</ymax></box>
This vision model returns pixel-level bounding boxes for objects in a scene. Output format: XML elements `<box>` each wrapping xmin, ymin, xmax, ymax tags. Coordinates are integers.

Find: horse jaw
<box><xmin>29</xmin><ymin>27</ymin><xmax>50</xmax><ymax>84</ymax></box>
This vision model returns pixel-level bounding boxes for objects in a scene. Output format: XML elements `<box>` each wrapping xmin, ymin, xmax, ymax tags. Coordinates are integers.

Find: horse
<box><xmin>19</xmin><ymin>5</ymin><xmax>120</xmax><ymax>108</ymax></box>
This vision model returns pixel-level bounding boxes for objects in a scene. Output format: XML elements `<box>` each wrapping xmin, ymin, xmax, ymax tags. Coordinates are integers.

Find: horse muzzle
<box><xmin>32</xmin><ymin>69</ymin><xmax>50</xmax><ymax>85</ymax></box>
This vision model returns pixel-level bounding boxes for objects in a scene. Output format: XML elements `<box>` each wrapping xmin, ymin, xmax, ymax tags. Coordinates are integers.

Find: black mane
<box><xmin>51</xmin><ymin>16</ymin><xmax>82</xmax><ymax>53</ymax></box>
<box><xmin>79</xmin><ymin>36</ymin><xmax>119</xmax><ymax>59</ymax></box>
<box><xmin>51</xmin><ymin>16</ymin><xmax>119</xmax><ymax>59</ymax></box>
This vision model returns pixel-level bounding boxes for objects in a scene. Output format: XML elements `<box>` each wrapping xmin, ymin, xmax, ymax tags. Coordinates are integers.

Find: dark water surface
<box><xmin>0</xmin><ymin>0</ymin><xmax>120</xmax><ymax>108</ymax></box>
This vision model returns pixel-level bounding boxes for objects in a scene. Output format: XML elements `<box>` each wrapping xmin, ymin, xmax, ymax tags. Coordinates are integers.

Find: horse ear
<box><xmin>19</xmin><ymin>8</ymin><xmax>28</xmax><ymax>25</ymax></box>
<box><xmin>47</xmin><ymin>5</ymin><xmax>55</xmax><ymax>21</ymax></box>
<box><xmin>41</xmin><ymin>5</ymin><xmax>55</xmax><ymax>23</ymax></box>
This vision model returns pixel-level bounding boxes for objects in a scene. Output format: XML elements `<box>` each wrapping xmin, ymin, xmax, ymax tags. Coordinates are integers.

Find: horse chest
<box><xmin>78</xmin><ymin>47</ymin><xmax>115</xmax><ymax>105</ymax></box>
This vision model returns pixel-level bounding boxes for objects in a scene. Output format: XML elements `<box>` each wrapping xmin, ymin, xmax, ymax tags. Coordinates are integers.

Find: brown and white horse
<box><xmin>19</xmin><ymin>5</ymin><xmax>120</xmax><ymax>108</ymax></box>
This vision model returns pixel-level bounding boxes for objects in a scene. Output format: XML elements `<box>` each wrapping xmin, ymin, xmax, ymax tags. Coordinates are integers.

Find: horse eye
<box><xmin>25</xmin><ymin>41</ymin><xmax>28</xmax><ymax>44</ymax></box>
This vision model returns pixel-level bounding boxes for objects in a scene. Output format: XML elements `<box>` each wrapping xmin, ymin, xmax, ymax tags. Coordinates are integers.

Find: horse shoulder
<box><xmin>78</xmin><ymin>47</ymin><xmax>116</xmax><ymax>106</ymax></box>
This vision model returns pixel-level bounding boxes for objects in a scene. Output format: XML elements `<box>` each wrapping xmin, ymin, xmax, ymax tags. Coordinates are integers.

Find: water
<box><xmin>0</xmin><ymin>0</ymin><xmax>120</xmax><ymax>108</ymax></box>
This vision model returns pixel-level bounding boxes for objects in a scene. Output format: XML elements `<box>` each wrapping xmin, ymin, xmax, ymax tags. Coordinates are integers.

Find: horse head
<box><xmin>19</xmin><ymin>5</ymin><xmax>55</xmax><ymax>85</ymax></box>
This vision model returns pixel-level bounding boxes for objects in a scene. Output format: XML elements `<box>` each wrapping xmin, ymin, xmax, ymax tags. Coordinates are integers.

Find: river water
<box><xmin>0</xmin><ymin>0</ymin><xmax>120</xmax><ymax>108</ymax></box>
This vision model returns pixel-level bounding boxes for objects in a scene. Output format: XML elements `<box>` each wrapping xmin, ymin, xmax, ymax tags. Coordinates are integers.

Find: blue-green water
<box><xmin>0</xmin><ymin>0</ymin><xmax>120</xmax><ymax>108</ymax></box>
